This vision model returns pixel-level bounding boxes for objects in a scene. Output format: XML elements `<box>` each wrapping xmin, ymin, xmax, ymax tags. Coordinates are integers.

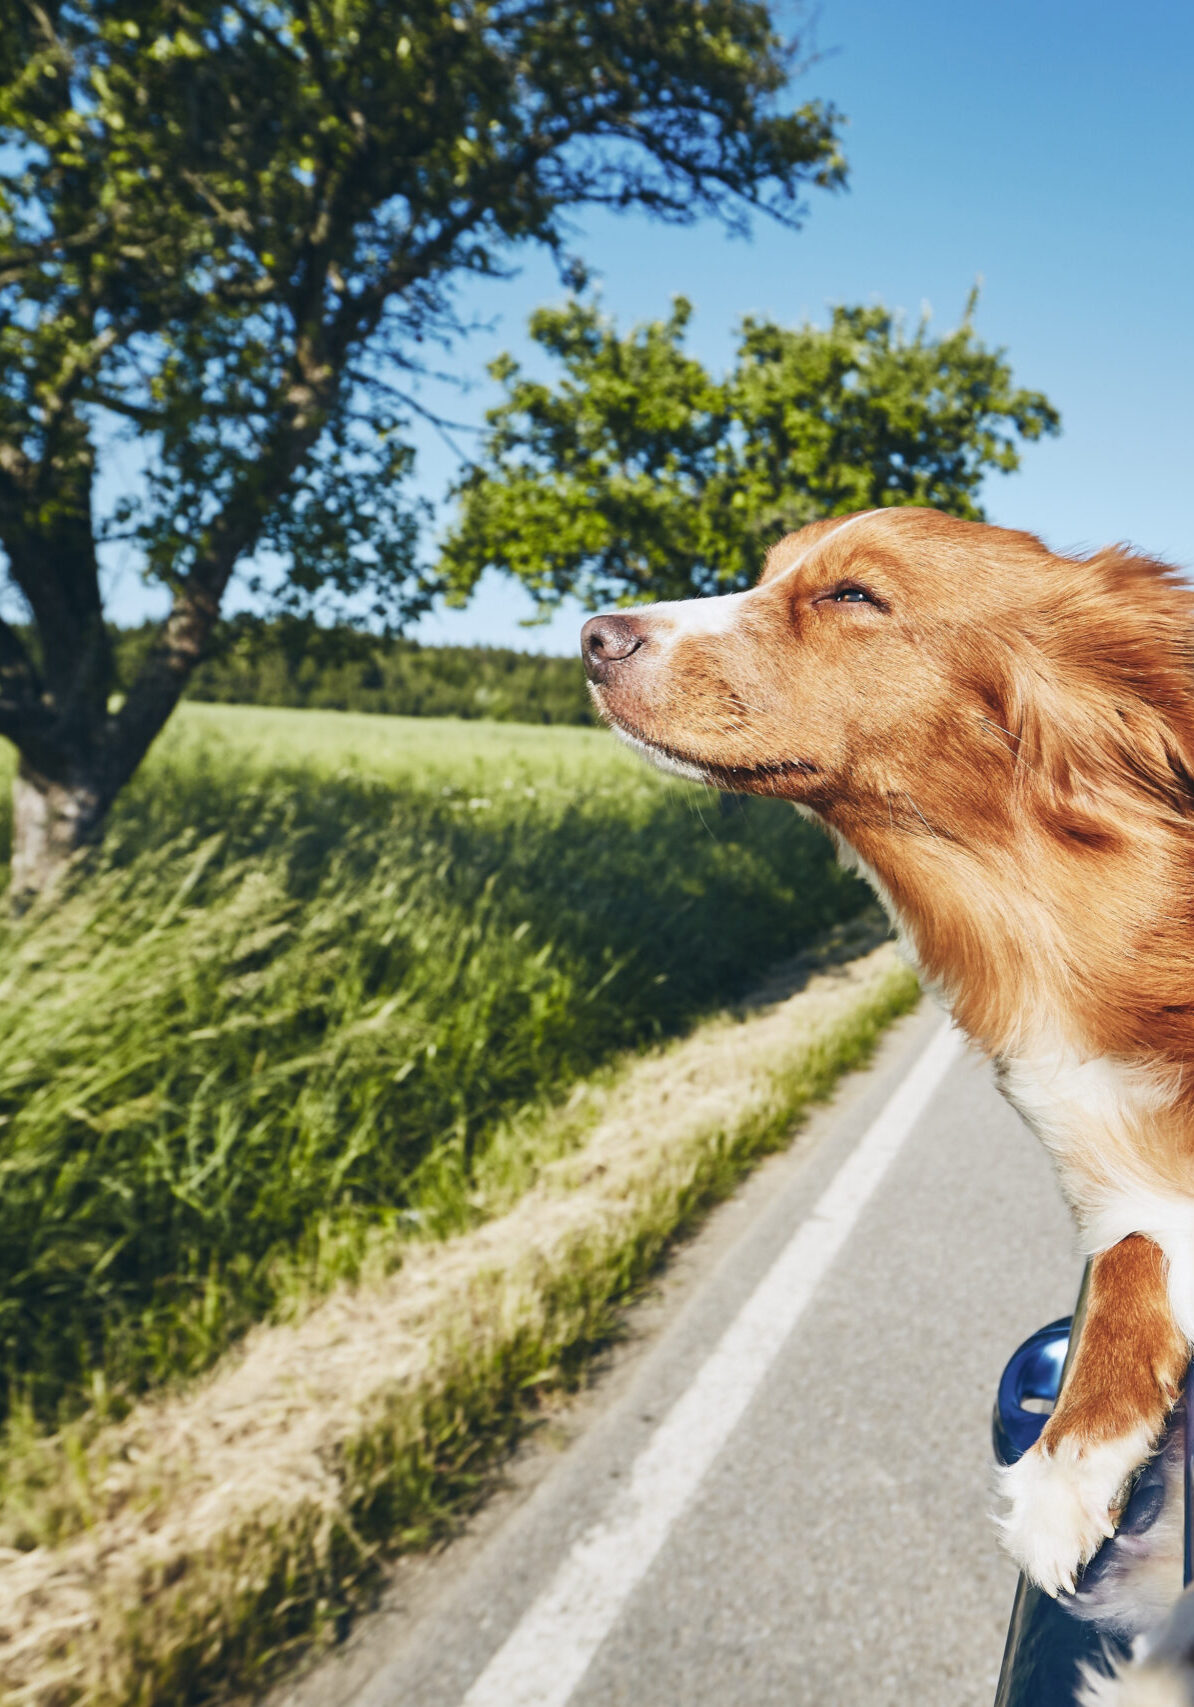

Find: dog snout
<box><xmin>581</xmin><ymin>614</ymin><xmax>645</xmax><ymax>683</ymax></box>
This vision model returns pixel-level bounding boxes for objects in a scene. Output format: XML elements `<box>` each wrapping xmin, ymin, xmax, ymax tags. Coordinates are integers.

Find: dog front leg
<box><xmin>998</xmin><ymin>1233</ymin><xmax>1189</xmax><ymax>1597</ymax></box>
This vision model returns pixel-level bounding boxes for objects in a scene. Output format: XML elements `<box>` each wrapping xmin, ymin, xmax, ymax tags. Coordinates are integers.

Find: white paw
<box><xmin>995</xmin><ymin>1425</ymin><xmax>1154</xmax><ymax>1597</ymax></box>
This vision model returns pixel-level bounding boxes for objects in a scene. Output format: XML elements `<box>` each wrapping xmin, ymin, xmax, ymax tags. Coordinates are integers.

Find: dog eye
<box><xmin>823</xmin><ymin>583</ymin><xmax>882</xmax><ymax>607</ymax></box>
<box><xmin>810</xmin><ymin>581</ymin><xmax>888</xmax><ymax>613</ymax></box>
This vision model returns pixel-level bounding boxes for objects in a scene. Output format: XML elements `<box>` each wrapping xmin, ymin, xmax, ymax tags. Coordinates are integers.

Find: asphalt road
<box><xmin>275</xmin><ymin>999</ymin><xmax>1081</xmax><ymax>1707</ymax></box>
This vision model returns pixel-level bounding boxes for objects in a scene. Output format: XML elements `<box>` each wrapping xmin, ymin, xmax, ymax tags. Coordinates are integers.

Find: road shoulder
<box><xmin>270</xmin><ymin>1000</ymin><xmax>949</xmax><ymax>1707</ymax></box>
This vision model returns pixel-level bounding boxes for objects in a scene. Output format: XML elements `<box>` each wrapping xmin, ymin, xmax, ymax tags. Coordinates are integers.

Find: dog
<box><xmin>580</xmin><ymin>506</ymin><xmax>1194</xmax><ymax>1603</ymax></box>
<box><xmin>1080</xmin><ymin>1581</ymin><xmax>1194</xmax><ymax>1706</ymax></box>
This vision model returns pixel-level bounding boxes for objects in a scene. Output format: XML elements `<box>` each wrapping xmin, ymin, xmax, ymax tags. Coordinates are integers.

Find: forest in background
<box><xmin>109</xmin><ymin>619</ymin><xmax>594</xmax><ymax>726</ymax></box>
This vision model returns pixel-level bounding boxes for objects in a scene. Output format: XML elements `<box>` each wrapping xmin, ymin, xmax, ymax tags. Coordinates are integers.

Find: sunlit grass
<box><xmin>0</xmin><ymin>705</ymin><xmax>868</xmax><ymax>1430</ymax></box>
<box><xmin>1</xmin><ymin>942</ymin><xmax>917</xmax><ymax>1707</ymax></box>
<box><xmin>161</xmin><ymin>700</ymin><xmax>618</xmax><ymax>785</ymax></box>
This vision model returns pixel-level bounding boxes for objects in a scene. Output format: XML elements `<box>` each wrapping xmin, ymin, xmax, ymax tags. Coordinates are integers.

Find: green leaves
<box><xmin>443</xmin><ymin>295</ymin><xmax>739</xmax><ymax>609</ymax></box>
<box><xmin>0</xmin><ymin>0</ymin><xmax>846</xmax><ymax>607</ymax></box>
<box><xmin>442</xmin><ymin>293</ymin><xmax>1062</xmax><ymax>608</ymax></box>
<box><xmin>731</xmin><ymin>299</ymin><xmax>1059</xmax><ymax>530</ymax></box>
<box><xmin>0</xmin><ymin>0</ymin><xmax>847</xmax><ymax>864</ymax></box>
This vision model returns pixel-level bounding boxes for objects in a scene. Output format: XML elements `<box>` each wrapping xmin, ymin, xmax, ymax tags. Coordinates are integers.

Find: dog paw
<box><xmin>995</xmin><ymin>1426</ymin><xmax>1154</xmax><ymax>1597</ymax></box>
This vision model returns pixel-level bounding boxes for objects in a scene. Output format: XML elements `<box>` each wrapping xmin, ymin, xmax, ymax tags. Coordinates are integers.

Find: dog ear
<box><xmin>978</xmin><ymin>647</ymin><xmax>1089</xmax><ymax>811</ymax></box>
<box><xmin>1061</xmin><ymin>552</ymin><xmax>1194</xmax><ymax>817</ymax></box>
<box><xmin>1104</xmin><ymin>695</ymin><xmax>1194</xmax><ymax>814</ymax></box>
<box><xmin>982</xmin><ymin>566</ymin><xmax>1194</xmax><ymax>829</ymax></box>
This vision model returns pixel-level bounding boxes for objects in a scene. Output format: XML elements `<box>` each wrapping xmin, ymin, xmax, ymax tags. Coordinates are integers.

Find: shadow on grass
<box><xmin>0</xmin><ymin>753</ymin><xmax>870</xmax><ymax>1432</ymax></box>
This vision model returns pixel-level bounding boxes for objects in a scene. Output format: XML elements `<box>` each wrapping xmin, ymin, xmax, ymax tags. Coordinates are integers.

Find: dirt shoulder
<box><xmin>1</xmin><ymin>916</ymin><xmax>917</xmax><ymax>1707</ymax></box>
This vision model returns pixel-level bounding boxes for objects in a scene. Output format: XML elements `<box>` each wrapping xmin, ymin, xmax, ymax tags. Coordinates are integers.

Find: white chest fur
<box><xmin>815</xmin><ymin>814</ymin><xmax>1194</xmax><ymax>1342</ymax></box>
<box><xmin>997</xmin><ymin>1041</ymin><xmax>1194</xmax><ymax>1341</ymax></box>
<box><xmin>995</xmin><ymin>1044</ymin><xmax>1173</xmax><ymax>1176</ymax></box>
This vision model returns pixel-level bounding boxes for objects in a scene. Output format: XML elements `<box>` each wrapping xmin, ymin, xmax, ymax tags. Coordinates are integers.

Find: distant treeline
<box><xmin>111</xmin><ymin>617</ymin><xmax>595</xmax><ymax>726</ymax></box>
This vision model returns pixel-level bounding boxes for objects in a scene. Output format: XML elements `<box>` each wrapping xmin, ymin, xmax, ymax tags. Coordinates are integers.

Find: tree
<box><xmin>441</xmin><ymin>294</ymin><xmax>1061</xmax><ymax>610</ymax></box>
<box><xmin>0</xmin><ymin>0</ymin><xmax>845</xmax><ymax>903</ymax></box>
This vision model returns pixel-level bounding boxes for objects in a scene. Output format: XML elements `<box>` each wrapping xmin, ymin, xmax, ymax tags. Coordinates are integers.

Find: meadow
<box><xmin>0</xmin><ymin>706</ymin><xmax>869</xmax><ymax>1438</ymax></box>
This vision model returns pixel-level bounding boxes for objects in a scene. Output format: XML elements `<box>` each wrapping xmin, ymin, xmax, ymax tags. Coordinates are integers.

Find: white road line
<box><xmin>460</xmin><ymin>1015</ymin><xmax>964</xmax><ymax>1707</ymax></box>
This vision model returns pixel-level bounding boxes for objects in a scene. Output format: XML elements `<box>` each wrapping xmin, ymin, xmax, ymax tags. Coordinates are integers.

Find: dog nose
<box><xmin>581</xmin><ymin>614</ymin><xmax>645</xmax><ymax>682</ymax></box>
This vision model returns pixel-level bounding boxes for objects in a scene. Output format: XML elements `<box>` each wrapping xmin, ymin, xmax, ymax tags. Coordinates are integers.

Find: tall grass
<box><xmin>0</xmin><ymin>707</ymin><xmax>868</xmax><ymax>1431</ymax></box>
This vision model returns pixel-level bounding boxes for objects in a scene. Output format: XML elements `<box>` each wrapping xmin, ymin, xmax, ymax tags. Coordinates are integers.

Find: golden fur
<box><xmin>580</xmin><ymin>505</ymin><xmax>1194</xmax><ymax>1595</ymax></box>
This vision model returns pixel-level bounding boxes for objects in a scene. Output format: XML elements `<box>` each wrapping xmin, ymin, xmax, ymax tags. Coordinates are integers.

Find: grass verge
<box><xmin>0</xmin><ymin>707</ymin><xmax>868</xmax><ymax>1429</ymax></box>
<box><xmin>0</xmin><ymin>927</ymin><xmax>918</xmax><ymax>1707</ymax></box>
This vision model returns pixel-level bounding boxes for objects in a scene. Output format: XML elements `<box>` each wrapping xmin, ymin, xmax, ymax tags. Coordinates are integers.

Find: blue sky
<box><xmin>108</xmin><ymin>0</ymin><xmax>1194</xmax><ymax>656</ymax></box>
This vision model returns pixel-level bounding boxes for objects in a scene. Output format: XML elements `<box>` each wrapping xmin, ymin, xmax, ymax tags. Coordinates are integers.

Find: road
<box><xmin>274</xmin><ymin>999</ymin><xmax>1081</xmax><ymax>1707</ymax></box>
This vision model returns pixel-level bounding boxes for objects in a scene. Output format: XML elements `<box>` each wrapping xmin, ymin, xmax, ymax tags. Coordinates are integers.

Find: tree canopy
<box><xmin>0</xmin><ymin>0</ymin><xmax>844</xmax><ymax>898</ymax></box>
<box><xmin>442</xmin><ymin>294</ymin><xmax>1061</xmax><ymax>609</ymax></box>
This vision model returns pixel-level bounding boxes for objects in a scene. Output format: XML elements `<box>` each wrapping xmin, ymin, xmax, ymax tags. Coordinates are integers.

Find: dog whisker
<box><xmin>979</xmin><ymin>716</ymin><xmax>1037</xmax><ymax>770</ymax></box>
<box><xmin>902</xmin><ymin>792</ymin><xmax>941</xmax><ymax>840</ymax></box>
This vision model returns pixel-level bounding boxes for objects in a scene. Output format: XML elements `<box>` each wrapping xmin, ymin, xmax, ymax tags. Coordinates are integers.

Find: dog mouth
<box><xmin>606</xmin><ymin>717</ymin><xmax>817</xmax><ymax>788</ymax></box>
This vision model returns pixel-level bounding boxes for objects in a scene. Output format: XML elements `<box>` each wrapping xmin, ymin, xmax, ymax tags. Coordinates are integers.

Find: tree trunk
<box><xmin>6</xmin><ymin>580</ymin><xmax>228</xmax><ymax>911</ymax></box>
<box><xmin>10</xmin><ymin>761</ymin><xmax>106</xmax><ymax>910</ymax></box>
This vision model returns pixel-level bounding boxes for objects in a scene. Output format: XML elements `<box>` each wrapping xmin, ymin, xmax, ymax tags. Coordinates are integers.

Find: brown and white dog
<box><xmin>580</xmin><ymin>506</ymin><xmax>1194</xmax><ymax>1601</ymax></box>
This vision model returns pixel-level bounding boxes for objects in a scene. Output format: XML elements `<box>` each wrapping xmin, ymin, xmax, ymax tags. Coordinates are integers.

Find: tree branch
<box><xmin>0</xmin><ymin>220</ymin><xmax>110</xmax><ymax>288</ymax></box>
<box><xmin>107</xmin><ymin>368</ymin><xmax>335</xmax><ymax>789</ymax></box>
<box><xmin>279</xmin><ymin>0</ymin><xmax>368</xmax><ymax>138</ymax></box>
<box><xmin>0</xmin><ymin>610</ymin><xmax>56</xmax><ymax>764</ymax></box>
<box><xmin>0</xmin><ymin>610</ymin><xmax>41</xmax><ymax>700</ymax></box>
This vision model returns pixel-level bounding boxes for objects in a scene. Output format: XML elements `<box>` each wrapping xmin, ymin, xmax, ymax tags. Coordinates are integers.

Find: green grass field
<box><xmin>0</xmin><ymin>706</ymin><xmax>868</xmax><ymax>1435</ymax></box>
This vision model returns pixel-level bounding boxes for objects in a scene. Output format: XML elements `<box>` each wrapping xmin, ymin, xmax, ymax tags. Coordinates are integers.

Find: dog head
<box><xmin>580</xmin><ymin>506</ymin><xmax>1194</xmax><ymax>847</ymax></box>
